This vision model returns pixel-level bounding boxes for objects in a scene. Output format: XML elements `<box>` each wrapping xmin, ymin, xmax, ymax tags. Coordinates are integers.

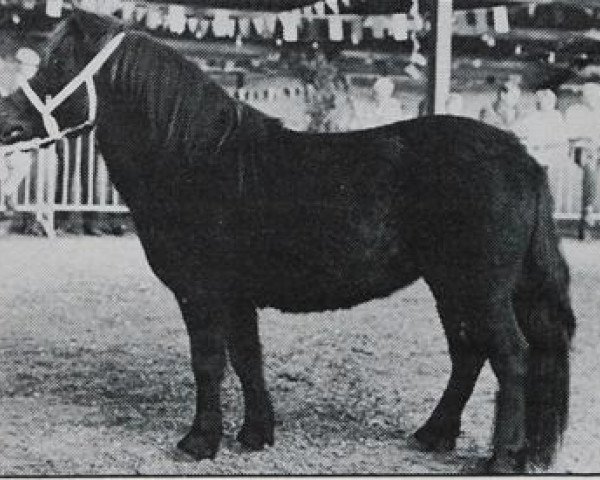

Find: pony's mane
<box><xmin>102</xmin><ymin>30</ymin><xmax>278</xmax><ymax>162</ymax></box>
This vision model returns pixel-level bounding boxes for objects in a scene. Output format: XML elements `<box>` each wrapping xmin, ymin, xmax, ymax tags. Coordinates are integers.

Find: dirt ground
<box><xmin>0</xmin><ymin>235</ymin><xmax>599</xmax><ymax>475</ymax></box>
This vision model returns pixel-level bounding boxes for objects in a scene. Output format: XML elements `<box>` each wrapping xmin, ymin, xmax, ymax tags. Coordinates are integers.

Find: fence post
<box><xmin>35</xmin><ymin>145</ymin><xmax>56</xmax><ymax>238</ymax></box>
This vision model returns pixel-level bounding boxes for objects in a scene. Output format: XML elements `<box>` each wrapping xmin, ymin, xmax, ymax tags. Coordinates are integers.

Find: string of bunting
<box><xmin>2</xmin><ymin>0</ymin><xmax>510</xmax><ymax>44</ymax></box>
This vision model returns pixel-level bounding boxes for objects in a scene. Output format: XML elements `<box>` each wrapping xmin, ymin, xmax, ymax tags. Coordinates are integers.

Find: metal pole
<box><xmin>426</xmin><ymin>0</ymin><xmax>453</xmax><ymax>115</ymax></box>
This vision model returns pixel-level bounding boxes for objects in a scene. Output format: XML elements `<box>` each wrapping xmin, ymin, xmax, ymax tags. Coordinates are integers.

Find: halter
<box><xmin>19</xmin><ymin>31</ymin><xmax>126</xmax><ymax>138</ymax></box>
<box><xmin>0</xmin><ymin>31</ymin><xmax>125</xmax><ymax>209</ymax></box>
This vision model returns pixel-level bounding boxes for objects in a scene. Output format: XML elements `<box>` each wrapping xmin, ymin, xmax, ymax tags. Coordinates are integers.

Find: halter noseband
<box><xmin>19</xmin><ymin>31</ymin><xmax>125</xmax><ymax>138</ymax></box>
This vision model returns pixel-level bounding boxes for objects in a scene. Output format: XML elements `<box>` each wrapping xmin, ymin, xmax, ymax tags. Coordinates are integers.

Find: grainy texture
<box><xmin>0</xmin><ymin>236</ymin><xmax>596</xmax><ymax>474</ymax></box>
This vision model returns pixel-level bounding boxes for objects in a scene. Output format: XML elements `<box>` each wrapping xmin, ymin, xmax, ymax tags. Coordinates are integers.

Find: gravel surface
<box><xmin>0</xmin><ymin>236</ymin><xmax>598</xmax><ymax>475</ymax></box>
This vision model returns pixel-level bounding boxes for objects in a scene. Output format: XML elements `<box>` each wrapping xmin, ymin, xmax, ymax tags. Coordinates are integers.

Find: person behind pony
<box><xmin>514</xmin><ymin>89</ymin><xmax>569</xmax><ymax>211</ymax></box>
<box><xmin>514</xmin><ymin>89</ymin><xmax>567</xmax><ymax>164</ymax></box>
<box><xmin>479</xmin><ymin>81</ymin><xmax>522</xmax><ymax>130</ymax></box>
<box><xmin>565</xmin><ymin>82</ymin><xmax>600</xmax><ymax>235</ymax></box>
<box><xmin>349</xmin><ymin>77</ymin><xmax>405</xmax><ymax>130</ymax></box>
<box><xmin>2</xmin><ymin>48</ymin><xmax>47</xmax><ymax>235</ymax></box>
<box><xmin>445</xmin><ymin>92</ymin><xmax>465</xmax><ymax>116</ymax></box>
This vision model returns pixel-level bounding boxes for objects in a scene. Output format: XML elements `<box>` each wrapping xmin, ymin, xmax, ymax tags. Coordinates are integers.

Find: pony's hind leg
<box><xmin>483</xmin><ymin>294</ymin><xmax>529</xmax><ymax>472</ymax></box>
<box><xmin>420</xmin><ymin>269</ymin><xmax>529</xmax><ymax>473</ymax></box>
<box><xmin>176</xmin><ymin>295</ymin><xmax>227</xmax><ymax>460</ymax></box>
<box><xmin>410</xmin><ymin>295</ymin><xmax>486</xmax><ymax>452</ymax></box>
<box><xmin>225</xmin><ymin>300</ymin><xmax>274</xmax><ymax>451</ymax></box>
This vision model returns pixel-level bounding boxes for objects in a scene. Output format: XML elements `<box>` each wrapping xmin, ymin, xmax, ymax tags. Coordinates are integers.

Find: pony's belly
<box><xmin>249</xmin><ymin>229</ymin><xmax>419</xmax><ymax>313</ymax></box>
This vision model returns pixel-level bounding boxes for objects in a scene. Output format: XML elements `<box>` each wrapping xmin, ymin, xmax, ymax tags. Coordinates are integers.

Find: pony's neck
<box><xmin>97</xmin><ymin>32</ymin><xmax>239</xmax><ymax>163</ymax></box>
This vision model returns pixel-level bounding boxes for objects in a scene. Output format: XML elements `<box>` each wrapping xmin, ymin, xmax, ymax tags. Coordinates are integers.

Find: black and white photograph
<box><xmin>0</xmin><ymin>0</ymin><xmax>598</xmax><ymax>474</ymax></box>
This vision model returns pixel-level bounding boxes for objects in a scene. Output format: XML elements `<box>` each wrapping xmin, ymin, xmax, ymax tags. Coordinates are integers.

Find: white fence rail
<box><xmin>0</xmin><ymin>126</ymin><xmax>127</xmax><ymax>237</ymax></box>
<box><xmin>0</xmin><ymin>128</ymin><xmax>597</xmax><ymax>236</ymax></box>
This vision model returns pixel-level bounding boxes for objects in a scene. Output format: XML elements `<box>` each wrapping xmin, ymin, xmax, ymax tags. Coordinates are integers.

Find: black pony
<box><xmin>0</xmin><ymin>11</ymin><xmax>576</xmax><ymax>473</ymax></box>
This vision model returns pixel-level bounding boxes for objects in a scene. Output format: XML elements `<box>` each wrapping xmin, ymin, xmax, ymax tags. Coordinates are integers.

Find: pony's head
<box><xmin>0</xmin><ymin>10</ymin><xmax>123</xmax><ymax>145</ymax></box>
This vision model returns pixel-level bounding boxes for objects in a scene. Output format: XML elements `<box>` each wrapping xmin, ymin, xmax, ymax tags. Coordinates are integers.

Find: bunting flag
<box><xmin>262</xmin><ymin>14</ymin><xmax>277</xmax><ymax>38</ymax></box>
<box><xmin>314</xmin><ymin>1</ymin><xmax>325</xmax><ymax>16</ymax></box>
<box><xmin>167</xmin><ymin>5</ymin><xmax>186</xmax><ymax>34</ymax></box>
<box><xmin>328</xmin><ymin>15</ymin><xmax>343</xmax><ymax>41</ymax></box>
<box><xmin>133</xmin><ymin>4</ymin><xmax>147</xmax><ymax>22</ymax></box>
<box><xmin>187</xmin><ymin>16</ymin><xmax>199</xmax><ymax>34</ymax></box>
<box><xmin>196</xmin><ymin>18</ymin><xmax>211</xmax><ymax>39</ymax></box>
<box><xmin>279</xmin><ymin>10</ymin><xmax>300</xmax><ymax>42</ymax></box>
<box><xmin>212</xmin><ymin>9</ymin><xmax>236</xmax><ymax>38</ymax></box>
<box><xmin>146</xmin><ymin>5</ymin><xmax>162</xmax><ymax>30</ymax></box>
<box><xmin>369</xmin><ymin>16</ymin><xmax>386</xmax><ymax>39</ymax></box>
<box><xmin>121</xmin><ymin>0</ymin><xmax>135</xmax><ymax>20</ymax></box>
<box><xmin>45</xmin><ymin>0</ymin><xmax>62</xmax><ymax>18</ymax></box>
<box><xmin>492</xmin><ymin>6</ymin><xmax>509</xmax><ymax>34</ymax></box>
<box><xmin>390</xmin><ymin>13</ymin><xmax>407</xmax><ymax>41</ymax></box>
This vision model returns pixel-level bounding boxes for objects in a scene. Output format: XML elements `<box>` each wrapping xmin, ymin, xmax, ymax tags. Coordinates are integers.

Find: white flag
<box><xmin>492</xmin><ymin>6</ymin><xmax>509</xmax><ymax>34</ymax></box>
<box><xmin>134</xmin><ymin>5</ymin><xmax>147</xmax><ymax>22</ymax></box>
<box><xmin>262</xmin><ymin>14</ymin><xmax>277</xmax><ymax>38</ymax></box>
<box><xmin>46</xmin><ymin>0</ymin><xmax>63</xmax><ymax>18</ymax></box>
<box><xmin>252</xmin><ymin>16</ymin><xmax>265</xmax><ymax>35</ymax></box>
<box><xmin>213</xmin><ymin>10</ymin><xmax>235</xmax><ymax>38</ymax></box>
<box><xmin>279</xmin><ymin>11</ymin><xmax>299</xmax><ymax>42</ymax></box>
<box><xmin>370</xmin><ymin>16</ymin><xmax>385</xmax><ymax>39</ymax></box>
<box><xmin>474</xmin><ymin>8</ymin><xmax>488</xmax><ymax>34</ymax></box>
<box><xmin>314</xmin><ymin>1</ymin><xmax>325</xmax><ymax>16</ymax></box>
<box><xmin>328</xmin><ymin>16</ymin><xmax>343</xmax><ymax>42</ymax></box>
<box><xmin>167</xmin><ymin>5</ymin><xmax>186</xmax><ymax>35</ymax></box>
<box><xmin>391</xmin><ymin>14</ymin><xmax>408</xmax><ymax>41</ymax></box>
<box><xmin>121</xmin><ymin>1</ymin><xmax>135</xmax><ymax>20</ymax></box>
<box><xmin>146</xmin><ymin>6</ymin><xmax>162</xmax><ymax>30</ymax></box>
<box><xmin>187</xmin><ymin>16</ymin><xmax>199</xmax><ymax>33</ymax></box>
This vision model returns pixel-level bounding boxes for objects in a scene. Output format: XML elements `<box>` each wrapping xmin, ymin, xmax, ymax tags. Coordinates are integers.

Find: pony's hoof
<box><xmin>237</xmin><ymin>421</ymin><xmax>274</xmax><ymax>451</ymax></box>
<box><xmin>408</xmin><ymin>429</ymin><xmax>456</xmax><ymax>453</ymax></box>
<box><xmin>177</xmin><ymin>432</ymin><xmax>221</xmax><ymax>461</ymax></box>
<box><xmin>485</xmin><ymin>452</ymin><xmax>527</xmax><ymax>474</ymax></box>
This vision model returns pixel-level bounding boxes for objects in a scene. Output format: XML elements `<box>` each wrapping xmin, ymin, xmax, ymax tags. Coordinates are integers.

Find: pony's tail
<box><xmin>515</xmin><ymin>173</ymin><xmax>576</xmax><ymax>469</ymax></box>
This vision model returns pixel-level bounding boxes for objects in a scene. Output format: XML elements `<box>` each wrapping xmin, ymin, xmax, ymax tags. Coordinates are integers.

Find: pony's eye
<box><xmin>47</xmin><ymin>56</ymin><xmax>66</xmax><ymax>72</ymax></box>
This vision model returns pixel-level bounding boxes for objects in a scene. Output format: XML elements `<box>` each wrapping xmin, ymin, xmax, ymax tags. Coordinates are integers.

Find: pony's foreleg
<box><xmin>177</xmin><ymin>296</ymin><xmax>227</xmax><ymax>460</ymax></box>
<box><xmin>410</xmin><ymin>309</ymin><xmax>485</xmax><ymax>452</ymax></box>
<box><xmin>226</xmin><ymin>301</ymin><xmax>274</xmax><ymax>451</ymax></box>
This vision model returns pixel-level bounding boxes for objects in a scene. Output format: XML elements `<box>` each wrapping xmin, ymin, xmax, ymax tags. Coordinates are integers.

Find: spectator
<box><xmin>350</xmin><ymin>77</ymin><xmax>405</xmax><ymax>130</ymax></box>
<box><xmin>480</xmin><ymin>81</ymin><xmax>522</xmax><ymax>130</ymax></box>
<box><xmin>514</xmin><ymin>88</ymin><xmax>567</xmax><ymax>164</ymax></box>
<box><xmin>565</xmin><ymin>82</ymin><xmax>600</xmax><ymax>236</ymax></box>
<box><xmin>445</xmin><ymin>92</ymin><xmax>464</xmax><ymax>116</ymax></box>
<box><xmin>3</xmin><ymin>48</ymin><xmax>47</xmax><ymax>235</ymax></box>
